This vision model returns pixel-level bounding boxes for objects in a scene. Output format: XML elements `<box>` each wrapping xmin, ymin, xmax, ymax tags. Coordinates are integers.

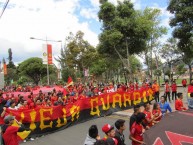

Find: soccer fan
<box><xmin>129</xmin><ymin>112</ymin><xmax>146</xmax><ymax>145</ymax></box>
<box><xmin>159</xmin><ymin>96</ymin><xmax>172</xmax><ymax>115</ymax></box>
<box><xmin>175</xmin><ymin>93</ymin><xmax>187</xmax><ymax>111</ymax></box>
<box><xmin>164</xmin><ymin>81</ymin><xmax>171</xmax><ymax>102</ymax></box>
<box><xmin>105</xmin><ymin>138</ymin><xmax>118</xmax><ymax>145</ymax></box>
<box><xmin>152</xmin><ymin>80</ymin><xmax>160</xmax><ymax>102</ymax></box>
<box><xmin>84</xmin><ymin>125</ymin><xmax>100</xmax><ymax>145</ymax></box>
<box><xmin>114</xmin><ymin>119</ymin><xmax>126</xmax><ymax>145</ymax></box>
<box><xmin>2</xmin><ymin>115</ymin><xmax>30</xmax><ymax>145</ymax></box>
<box><xmin>182</xmin><ymin>79</ymin><xmax>187</xmax><ymax>88</ymax></box>
<box><xmin>152</xmin><ymin>103</ymin><xmax>162</xmax><ymax>122</ymax></box>
<box><xmin>102</xmin><ymin>124</ymin><xmax>117</xmax><ymax>142</ymax></box>
<box><xmin>171</xmin><ymin>81</ymin><xmax>177</xmax><ymax>101</ymax></box>
<box><xmin>143</xmin><ymin>103</ymin><xmax>156</xmax><ymax>127</ymax></box>
<box><xmin>130</xmin><ymin>105</ymin><xmax>148</xmax><ymax>130</ymax></box>
<box><xmin>188</xmin><ymin>79</ymin><xmax>193</xmax><ymax>95</ymax></box>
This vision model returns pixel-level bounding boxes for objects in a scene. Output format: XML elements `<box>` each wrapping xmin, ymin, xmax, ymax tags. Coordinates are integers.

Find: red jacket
<box><xmin>182</xmin><ymin>79</ymin><xmax>187</xmax><ymax>85</ymax></box>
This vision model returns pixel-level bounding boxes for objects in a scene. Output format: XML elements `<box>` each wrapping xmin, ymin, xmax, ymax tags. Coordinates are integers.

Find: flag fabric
<box><xmin>12</xmin><ymin>120</ymin><xmax>31</xmax><ymax>141</ymax></box>
<box><xmin>3</xmin><ymin>63</ymin><xmax>7</xmax><ymax>75</ymax></box>
<box><xmin>66</xmin><ymin>76</ymin><xmax>73</xmax><ymax>87</ymax></box>
<box><xmin>144</xmin><ymin>110</ymin><xmax>193</xmax><ymax>145</ymax></box>
<box><xmin>42</xmin><ymin>44</ymin><xmax>52</xmax><ymax>65</ymax></box>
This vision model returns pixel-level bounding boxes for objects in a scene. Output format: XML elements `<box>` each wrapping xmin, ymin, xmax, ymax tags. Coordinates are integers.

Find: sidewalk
<box><xmin>113</xmin><ymin>87</ymin><xmax>188</xmax><ymax>117</ymax></box>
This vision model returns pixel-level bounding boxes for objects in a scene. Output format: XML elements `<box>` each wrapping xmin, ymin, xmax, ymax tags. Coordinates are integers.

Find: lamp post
<box><xmin>30</xmin><ymin>37</ymin><xmax>61</xmax><ymax>85</ymax></box>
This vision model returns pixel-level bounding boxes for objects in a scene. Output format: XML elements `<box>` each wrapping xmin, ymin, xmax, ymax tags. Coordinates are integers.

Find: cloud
<box><xmin>0</xmin><ymin>0</ymin><xmax>98</xmax><ymax>66</ymax></box>
<box><xmin>80</xmin><ymin>8</ymin><xmax>98</xmax><ymax>20</ymax></box>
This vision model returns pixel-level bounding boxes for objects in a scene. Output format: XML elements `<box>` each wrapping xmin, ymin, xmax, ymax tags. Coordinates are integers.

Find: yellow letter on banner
<box><xmin>56</xmin><ymin>108</ymin><xmax>67</xmax><ymax>128</ymax></box>
<box><xmin>90</xmin><ymin>98</ymin><xmax>100</xmax><ymax>116</ymax></box>
<box><xmin>100</xmin><ymin>95</ymin><xmax>110</xmax><ymax>110</ymax></box>
<box><xmin>70</xmin><ymin>105</ymin><xmax>80</xmax><ymax>122</ymax></box>
<box><xmin>29</xmin><ymin>110</ymin><xmax>37</xmax><ymax>131</ymax></box>
<box><xmin>39</xmin><ymin>108</ymin><xmax>53</xmax><ymax>130</ymax></box>
<box><xmin>112</xmin><ymin>93</ymin><xmax>122</xmax><ymax>108</ymax></box>
<box><xmin>133</xmin><ymin>92</ymin><xmax>141</xmax><ymax>105</ymax></box>
<box><xmin>19</xmin><ymin>112</ymin><xmax>25</xmax><ymax>123</ymax></box>
<box><xmin>123</xmin><ymin>93</ymin><xmax>131</xmax><ymax>107</ymax></box>
<box><xmin>143</xmin><ymin>91</ymin><xmax>148</xmax><ymax>103</ymax></box>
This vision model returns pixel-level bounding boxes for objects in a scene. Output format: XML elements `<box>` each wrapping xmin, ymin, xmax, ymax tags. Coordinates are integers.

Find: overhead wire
<box><xmin>0</xmin><ymin>0</ymin><xmax>10</xmax><ymax>19</ymax></box>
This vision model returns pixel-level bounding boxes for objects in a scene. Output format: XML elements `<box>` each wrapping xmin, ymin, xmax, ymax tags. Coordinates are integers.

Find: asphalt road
<box><xmin>22</xmin><ymin>115</ymin><xmax>131</xmax><ymax>145</ymax></box>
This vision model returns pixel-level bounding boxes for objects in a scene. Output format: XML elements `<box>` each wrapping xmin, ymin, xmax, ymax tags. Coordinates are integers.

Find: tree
<box><xmin>167</xmin><ymin>0</ymin><xmax>193</xmax><ymax>82</ymax></box>
<box><xmin>98</xmin><ymin>0</ymin><xmax>151</xmax><ymax>80</ymax></box>
<box><xmin>57</xmin><ymin>31</ymin><xmax>97</xmax><ymax>81</ymax></box>
<box><xmin>17</xmin><ymin>57</ymin><xmax>55</xmax><ymax>85</ymax></box>
<box><xmin>7</xmin><ymin>48</ymin><xmax>15</xmax><ymax>68</ymax></box>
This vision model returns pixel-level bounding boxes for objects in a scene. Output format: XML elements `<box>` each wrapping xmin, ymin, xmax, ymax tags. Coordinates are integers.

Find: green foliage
<box><xmin>7</xmin><ymin>48</ymin><xmax>15</xmax><ymax>68</ymax></box>
<box><xmin>176</xmin><ymin>63</ymin><xmax>186</xmax><ymax>78</ymax></box>
<box><xmin>4</xmin><ymin>68</ymin><xmax>18</xmax><ymax>85</ymax></box>
<box><xmin>17</xmin><ymin>57</ymin><xmax>55</xmax><ymax>85</ymax></box>
<box><xmin>98</xmin><ymin>0</ymin><xmax>150</xmax><ymax>59</ymax></box>
<box><xmin>167</xmin><ymin>0</ymin><xmax>193</xmax><ymax>58</ymax></box>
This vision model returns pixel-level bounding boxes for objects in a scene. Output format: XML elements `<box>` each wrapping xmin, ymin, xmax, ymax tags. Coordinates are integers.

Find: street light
<box><xmin>30</xmin><ymin>37</ymin><xmax>62</xmax><ymax>85</ymax></box>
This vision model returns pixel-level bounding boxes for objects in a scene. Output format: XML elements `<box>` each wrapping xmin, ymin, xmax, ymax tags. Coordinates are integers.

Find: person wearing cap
<box><xmin>102</xmin><ymin>124</ymin><xmax>116</xmax><ymax>141</ymax></box>
<box><xmin>1</xmin><ymin>115</ymin><xmax>30</xmax><ymax>145</ymax></box>
<box><xmin>129</xmin><ymin>112</ymin><xmax>146</xmax><ymax>145</ymax></box>
<box><xmin>84</xmin><ymin>125</ymin><xmax>100</xmax><ymax>145</ymax></box>
<box><xmin>114</xmin><ymin>119</ymin><xmax>126</xmax><ymax>145</ymax></box>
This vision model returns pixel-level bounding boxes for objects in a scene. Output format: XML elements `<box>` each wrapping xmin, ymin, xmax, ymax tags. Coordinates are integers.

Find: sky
<box><xmin>0</xmin><ymin>0</ymin><xmax>173</xmax><ymax>67</ymax></box>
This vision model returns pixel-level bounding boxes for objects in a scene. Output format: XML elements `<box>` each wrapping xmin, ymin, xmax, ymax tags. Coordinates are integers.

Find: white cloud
<box><xmin>0</xmin><ymin>0</ymin><xmax>98</xmax><ymax>66</ymax></box>
<box><xmin>80</xmin><ymin>8</ymin><xmax>98</xmax><ymax>20</ymax></box>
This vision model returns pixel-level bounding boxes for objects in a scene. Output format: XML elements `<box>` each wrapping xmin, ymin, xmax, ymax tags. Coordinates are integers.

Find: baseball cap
<box><xmin>102</xmin><ymin>124</ymin><xmax>114</xmax><ymax>134</ymax></box>
<box><xmin>4</xmin><ymin>115</ymin><xmax>15</xmax><ymax>124</ymax></box>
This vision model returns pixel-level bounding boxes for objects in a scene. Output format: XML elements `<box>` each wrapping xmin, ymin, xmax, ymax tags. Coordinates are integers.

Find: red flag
<box><xmin>47</xmin><ymin>44</ymin><xmax>52</xmax><ymax>64</ymax></box>
<box><xmin>67</xmin><ymin>76</ymin><xmax>73</xmax><ymax>87</ymax></box>
<box><xmin>3</xmin><ymin>63</ymin><xmax>7</xmax><ymax>75</ymax></box>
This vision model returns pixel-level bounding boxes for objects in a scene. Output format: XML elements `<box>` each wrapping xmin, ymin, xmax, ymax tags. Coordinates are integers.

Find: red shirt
<box><xmin>152</xmin><ymin>109</ymin><xmax>162</xmax><ymax>121</ymax></box>
<box><xmin>130</xmin><ymin>122</ymin><xmax>143</xmax><ymax>145</ymax></box>
<box><xmin>165</xmin><ymin>84</ymin><xmax>170</xmax><ymax>92</ymax></box>
<box><xmin>143</xmin><ymin>110</ymin><xmax>153</xmax><ymax>127</ymax></box>
<box><xmin>188</xmin><ymin>85</ymin><xmax>193</xmax><ymax>93</ymax></box>
<box><xmin>3</xmin><ymin>126</ymin><xmax>20</xmax><ymax>145</ymax></box>
<box><xmin>171</xmin><ymin>84</ymin><xmax>177</xmax><ymax>92</ymax></box>
<box><xmin>175</xmin><ymin>99</ymin><xmax>187</xmax><ymax>111</ymax></box>
<box><xmin>182</xmin><ymin>79</ymin><xmax>187</xmax><ymax>85</ymax></box>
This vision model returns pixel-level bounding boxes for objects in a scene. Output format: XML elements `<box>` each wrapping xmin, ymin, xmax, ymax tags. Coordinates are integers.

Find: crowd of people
<box><xmin>0</xmin><ymin>78</ymin><xmax>193</xmax><ymax>145</ymax></box>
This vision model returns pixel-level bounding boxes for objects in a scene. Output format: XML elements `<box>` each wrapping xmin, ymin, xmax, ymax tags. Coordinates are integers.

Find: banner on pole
<box><xmin>42</xmin><ymin>44</ymin><xmax>48</xmax><ymax>64</ymax></box>
<box><xmin>47</xmin><ymin>44</ymin><xmax>52</xmax><ymax>64</ymax></box>
<box><xmin>42</xmin><ymin>44</ymin><xmax>52</xmax><ymax>65</ymax></box>
<box><xmin>3</xmin><ymin>63</ymin><xmax>7</xmax><ymax>75</ymax></box>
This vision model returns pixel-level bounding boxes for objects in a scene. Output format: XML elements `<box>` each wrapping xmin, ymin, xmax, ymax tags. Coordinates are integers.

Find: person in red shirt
<box><xmin>2</xmin><ymin>115</ymin><xmax>30</xmax><ymax>145</ymax></box>
<box><xmin>175</xmin><ymin>92</ymin><xmax>187</xmax><ymax>111</ymax></box>
<box><xmin>102</xmin><ymin>124</ymin><xmax>116</xmax><ymax>142</ymax></box>
<box><xmin>171</xmin><ymin>81</ymin><xmax>177</xmax><ymax>100</ymax></box>
<box><xmin>152</xmin><ymin>80</ymin><xmax>160</xmax><ymax>103</ymax></box>
<box><xmin>129</xmin><ymin>112</ymin><xmax>146</xmax><ymax>145</ymax></box>
<box><xmin>182</xmin><ymin>79</ymin><xmax>187</xmax><ymax>88</ymax></box>
<box><xmin>188</xmin><ymin>79</ymin><xmax>193</xmax><ymax>94</ymax></box>
<box><xmin>152</xmin><ymin>103</ymin><xmax>162</xmax><ymax>122</ymax></box>
<box><xmin>143</xmin><ymin>103</ymin><xmax>156</xmax><ymax>127</ymax></box>
<box><xmin>164</xmin><ymin>81</ymin><xmax>171</xmax><ymax>102</ymax></box>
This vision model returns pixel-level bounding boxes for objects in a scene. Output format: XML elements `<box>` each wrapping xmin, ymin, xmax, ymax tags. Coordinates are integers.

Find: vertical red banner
<box><xmin>47</xmin><ymin>44</ymin><xmax>52</xmax><ymax>64</ymax></box>
<box><xmin>3</xmin><ymin>63</ymin><xmax>7</xmax><ymax>75</ymax></box>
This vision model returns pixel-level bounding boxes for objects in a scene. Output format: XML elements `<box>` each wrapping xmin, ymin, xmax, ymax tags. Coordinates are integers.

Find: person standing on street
<box><xmin>171</xmin><ymin>80</ymin><xmax>177</xmax><ymax>101</ymax></box>
<box><xmin>164</xmin><ymin>81</ymin><xmax>171</xmax><ymax>102</ymax></box>
<box><xmin>114</xmin><ymin>119</ymin><xmax>126</xmax><ymax>145</ymax></box>
<box><xmin>2</xmin><ymin>115</ymin><xmax>30</xmax><ymax>145</ymax></box>
<box><xmin>152</xmin><ymin>80</ymin><xmax>160</xmax><ymax>103</ymax></box>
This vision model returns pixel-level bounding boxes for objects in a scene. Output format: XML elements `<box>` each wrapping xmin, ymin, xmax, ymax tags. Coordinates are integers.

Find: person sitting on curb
<box><xmin>159</xmin><ymin>96</ymin><xmax>172</xmax><ymax>115</ymax></box>
<box><xmin>175</xmin><ymin>92</ymin><xmax>187</xmax><ymax>111</ymax></box>
<box><xmin>2</xmin><ymin>115</ymin><xmax>31</xmax><ymax>145</ymax></box>
<box><xmin>84</xmin><ymin>125</ymin><xmax>100</xmax><ymax>145</ymax></box>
